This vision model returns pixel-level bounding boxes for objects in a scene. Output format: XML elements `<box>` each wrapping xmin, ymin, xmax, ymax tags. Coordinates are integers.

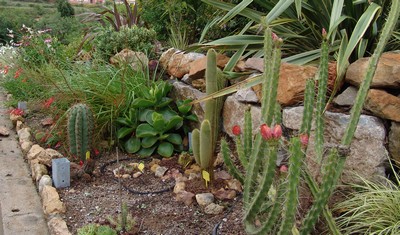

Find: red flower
<box><xmin>232</xmin><ymin>125</ymin><xmax>241</xmax><ymax>136</ymax></box>
<box><xmin>3</xmin><ymin>65</ymin><xmax>9</xmax><ymax>75</ymax></box>
<box><xmin>44</xmin><ymin>97</ymin><xmax>55</xmax><ymax>108</ymax></box>
<box><xmin>10</xmin><ymin>108</ymin><xmax>24</xmax><ymax>116</ymax></box>
<box><xmin>14</xmin><ymin>68</ymin><xmax>23</xmax><ymax>79</ymax></box>
<box><xmin>79</xmin><ymin>160</ymin><xmax>84</xmax><ymax>167</ymax></box>
<box><xmin>299</xmin><ymin>134</ymin><xmax>309</xmax><ymax>146</ymax></box>
<box><xmin>93</xmin><ymin>148</ymin><xmax>100</xmax><ymax>156</ymax></box>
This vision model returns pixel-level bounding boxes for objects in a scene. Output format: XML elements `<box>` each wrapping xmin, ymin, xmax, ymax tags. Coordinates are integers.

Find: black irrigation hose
<box><xmin>212</xmin><ymin>194</ymin><xmax>243</xmax><ymax>235</ymax></box>
<box><xmin>101</xmin><ymin>158</ymin><xmax>240</xmax><ymax>234</ymax></box>
<box><xmin>99</xmin><ymin>158</ymin><xmax>174</xmax><ymax>195</ymax></box>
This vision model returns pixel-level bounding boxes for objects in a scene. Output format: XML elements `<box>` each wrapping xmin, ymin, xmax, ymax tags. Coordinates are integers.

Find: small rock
<box><xmin>150</xmin><ymin>163</ymin><xmax>160</xmax><ymax>173</ymax></box>
<box><xmin>122</xmin><ymin>174</ymin><xmax>131</xmax><ymax>179</ymax></box>
<box><xmin>17</xmin><ymin>127</ymin><xmax>31</xmax><ymax>143</ymax></box>
<box><xmin>16</xmin><ymin>120</ymin><xmax>24</xmax><ymax>132</ymax></box>
<box><xmin>204</xmin><ymin>203</ymin><xmax>224</xmax><ymax>215</ymax></box>
<box><xmin>174</xmin><ymin>182</ymin><xmax>186</xmax><ymax>194</ymax></box>
<box><xmin>175</xmin><ymin>176</ymin><xmax>188</xmax><ymax>183</ymax></box>
<box><xmin>389</xmin><ymin>122</ymin><xmax>400</xmax><ymax>165</ymax></box>
<box><xmin>184</xmin><ymin>164</ymin><xmax>201</xmax><ymax>175</ymax></box>
<box><xmin>0</xmin><ymin>126</ymin><xmax>10</xmax><ymax>136</ymax></box>
<box><xmin>195</xmin><ymin>193</ymin><xmax>214</xmax><ymax>207</ymax></box>
<box><xmin>365</xmin><ymin>89</ymin><xmax>400</xmax><ymax>122</ymax></box>
<box><xmin>192</xmin><ymin>79</ymin><xmax>206</xmax><ymax>91</ymax></box>
<box><xmin>48</xmin><ymin>216</ymin><xmax>72</xmax><ymax>235</ymax></box>
<box><xmin>181</xmin><ymin>74</ymin><xmax>192</xmax><ymax>85</ymax></box>
<box><xmin>20</xmin><ymin>141</ymin><xmax>33</xmax><ymax>154</ymax></box>
<box><xmin>213</xmin><ymin>152</ymin><xmax>224</xmax><ymax>168</ymax></box>
<box><xmin>45</xmin><ymin>148</ymin><xmax>63</xmax><ymax>162</ymax></box>
<box><xmin>39</xmin><ymin>175</ymin><xmax>52</xmax><ymax>194</ymax></box>
<box><xmin>41</xmin><ymin>117</ymin><xmax>54</xmax><ymax>127</ymax></box>
<box><xmin>188</xmin><ymin>172</ymin><xmax>201</xmax><ymax>180</ymax></box>
<box><xmin>32</xmin><ymin>163</ymin><xmax>48</xmax><ymax>184</ymax></box>
<box><xmin>175</xmin><ymin>190</ymin><xmax>195</xmax><ymax>206</ymax></box>
<box><xmin>155</xmin><ymin>166</ymin><xmax>168</xmax><ymax>177</ymax></box>
<box><xmin>226</xmin><ymin>179</ymin><xmax>242</xmax><ymax>192</ymax></box>
<box><xmin>10</xmin><ymin>113</ymin><xmax>24</xmax><ymax>125</ymax></box>
<box><xmin>214</xmin><ymin>170</ymin><xmax>232</xmax><ymax>180</ymax></box>
<box><xmin>234</xmin><ymin>88</ymin><xmax>259</xmax><ymax>103</ymax></box>
<box><xmin>41</xmin><ymin>185</ymin><xmax>66</xmax><ymax>215</ymax></box>
<box><xmin>333</xmin><ymin>86</ymin><xmax>358</xmax><ymax>106</ymax></box>
<box><xmin>212</xmin><ymin>188</ymin><xmax>236</xmax><ymax>200</ymax></box>
<box><xmin>132</xmin><ymin>172</ymin><xmax>142</xmax><ymax>178</ymax></box>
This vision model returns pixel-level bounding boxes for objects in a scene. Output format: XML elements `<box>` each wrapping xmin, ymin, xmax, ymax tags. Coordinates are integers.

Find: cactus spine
<box><xmin>68</xmin><ymin>103</ymin><xmax>94</xmax><ymax>162</ymax></box>
<box><xmin>192</xmin><ymin>49</ymin><xmax>226</xmax><ymax>183</ymax></box>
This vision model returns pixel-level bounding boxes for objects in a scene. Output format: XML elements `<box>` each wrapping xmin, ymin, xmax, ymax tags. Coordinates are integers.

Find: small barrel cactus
<box><xmin>67</xmin><ymin>103</ymin><xmax>94</xmax><ymax>162</ymax></box>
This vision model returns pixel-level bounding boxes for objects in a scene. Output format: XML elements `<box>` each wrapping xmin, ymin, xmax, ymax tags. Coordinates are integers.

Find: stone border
<box><xmin>11</xmin><ymin>115</ymin><xmax>72</xmax><ymax>235</ymax></box>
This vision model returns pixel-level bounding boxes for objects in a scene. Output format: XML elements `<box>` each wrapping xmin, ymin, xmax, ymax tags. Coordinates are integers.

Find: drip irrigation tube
<box><xmin>99</xmin><ymin>158</ymin><xmax>174</xmax><ymax>195</ymax></box>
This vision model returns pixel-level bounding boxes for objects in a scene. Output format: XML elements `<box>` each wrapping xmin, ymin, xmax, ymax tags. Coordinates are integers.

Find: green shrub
<box><xmin>93</xmin><ymin>26</ymin><xmax>156</xmax><ymax>61</ymax></box>
<box><xmin>56</xmin><ymin>0</ymin><xmax>74</xmax><ymax>17</ymax></box>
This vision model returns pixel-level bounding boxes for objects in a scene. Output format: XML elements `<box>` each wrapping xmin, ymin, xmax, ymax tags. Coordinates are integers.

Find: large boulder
<box><xmin>345</xmin><ymin>51</ymin><xmax>400</xmax><ymax>88</ymax></box>
<box><xmin>365</xmin><ymin>89</ymin><xmax>400</xmax><ymax>122</ymax></box>
<box><xmin>160</xmin><ymin>48</ymin><xmax>204</xmax><ymax>79</ymax></box>
<box><xmin>110</xmin><ymin>49</ymin><xmax>148</xmax><ymax>72</ymax></box>
<box><xmin>188</xmin><ymin>53</ymin><xmax>230</xmax><ymax>80</ymax></box>
<box><xmin>252</xmin><ymin>63</ymin><xmax>318</xmax><ymax>106</ymax></box>
<box><xmin>283</xmin><ymin>106</ymin><xmax>387</xmax><ymax>184</ymax></box>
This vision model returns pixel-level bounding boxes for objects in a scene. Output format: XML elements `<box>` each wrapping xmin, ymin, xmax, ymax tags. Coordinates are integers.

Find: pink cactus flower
<box><xmin>261</xmin><ymin>124</ymin><xmax>273</xmax><ymax>140</ymax></box>
<box><xmin>299</xmin><ymin>134</ymin><xmax>309</xmax><ymax>146</ymax></box>
<box><xmin>272</xmin><ymin>125</ymin><xmax>282</xmax><ymax>139</ymax></box>
<box><xmin>279</xmin><ymin>165</ymin><xmax>288</xmax><ymax>172</ymax></box>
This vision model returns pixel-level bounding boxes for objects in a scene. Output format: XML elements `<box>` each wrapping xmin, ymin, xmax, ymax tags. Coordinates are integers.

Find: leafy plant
<box><xmin>93</xmin><ymin>25</ymin><xmax>156</xmax><ymax>62</ymax></box>
<box><xmin>117</xmin><ymin>81</ymin><xmax>195</xmax><ymax>157</ymax></box>
<box><xmin>56</xmin><ymin>0</ymin><xmax>75</xmax><ymax>18</ymax></box>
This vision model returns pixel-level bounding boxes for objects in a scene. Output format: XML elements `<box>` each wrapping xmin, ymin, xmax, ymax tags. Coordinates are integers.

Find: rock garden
<box><xmin>1</xmin><ymin>0</ymin><xmax>400</xmax><ymax>234</ymax></box>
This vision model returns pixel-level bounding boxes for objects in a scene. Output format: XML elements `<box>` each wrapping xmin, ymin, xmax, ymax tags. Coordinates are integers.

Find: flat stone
<box><xmin>204</xmin><ymin>203</ymin><xmax>224</xmax><ymax>215</ymax></box>
<box><xmin>175</xmin><ymin>190</ymin><xmax>195</xmax><ymax>206</ymax></box>
<box><xmin>173</xmin><ymin>182</ymin><xmax>186</xmax><ymax>194</ymax></box>
<box><xmin>0</xmin><ymin>126</ymin><xmax>10</xmax><ymax>136</ymax></box>
<box><xmin>17</xmin><ymin>127</ymin><xmax>31</xmax><ymax>143</ymax></box>
<box><xmin>252</xmin><ymin>63</ymin><xmax>318</xmax><ymax>106</ymax></box>
<box><xmin>365</xmin><ymin>89</ymin><xmax>400</xmax><ymax>122</ymax></box>
<box><xmin>333</xmin><ymin>86</ymin><xmax>358</xmax><ymax>106</ymax></box>
<box><xmin>155</xmin><ymin>166</ymin><xmax>168</xmax><ymax>177</ymax></box>
<box><xmin>188</xmin><ymin>53</ymin><xmax>230</xmax><ymax>80</ymax></box>
<box><xmin>212</xmin><ymin>188</ymin><xmax>236</xmax><ymax>200</ymax></box>
<box><xmin>389</xmin><ymin>122</ymin><xmax>400</xmax><ymax>165</ymax></box>
<box><xmin>48</xmin><ymin>216</ymin><xmax>72</xmax><ymax>235</ymax></box>
<box><xmin>283</xmin><ymin>106</ymin><xmax>387</xmax><ymax>184</ymax></box>
<box><xmin>168</xmin><ymin>51</ymin><xmax>205</xmax><ymax>79</ymax></box>
<box><xmin>39</xmin><ymin>175</ymin><xmax>53</xmax><ymax>194</ymax></box>
<box><xmin>27</xmin><ymin>144</ymin><xmax>45</xmax><ymax>161</ymax></box>
<box><xmin>214</xmin><ymin>170</ymin><xmax>232</xmax><ymax>180</ymax></box>
<box><xmin>32</xmin><ymin>163</ymin><xmax>48</xmax><ymax>185</ymax></box>
<box><xmin>195</xmin><ymin>193</ymin><xmax>214</xmax><ymax>207</ymax></box>
<box><xmin>346</xmin><ymin>51</ymin><xmax>400</xmax><ymax>88</ymax></box>
<box><xmin>226</xmin><ymin>179</ymin><xmax>242</xmax><ymax>192</ymax></box>
<box><xmin>41</xmin><ymin>185</ymin><xmax>66</xmax><ymax>215</ymax></box>
<box><xmin>234</xmin><ymin>87</ymin><xmax>259</xmax><ymax>103</ymax></box>
<box><xmin>20</xmin><ymin>141</ymin><xmax>33</xmax><ymax>154</ymax></box>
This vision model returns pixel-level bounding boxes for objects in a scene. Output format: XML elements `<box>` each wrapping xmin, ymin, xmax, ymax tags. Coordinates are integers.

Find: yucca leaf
<box><xmin>218</xmin><ymin>0</ymin><xmax>254</xmax><ymax>26</ymax></box>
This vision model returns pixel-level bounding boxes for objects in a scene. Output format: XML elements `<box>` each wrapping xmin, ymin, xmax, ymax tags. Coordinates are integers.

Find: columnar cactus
<box><xmin>68</xmin><ymin>103</ymin><xmax>94</xmax><ymax>162</ymax></box>
<box><xmin>192</xmin><ymin>49</ymin><xmax>226</xmax><ymax>183</ymax></box>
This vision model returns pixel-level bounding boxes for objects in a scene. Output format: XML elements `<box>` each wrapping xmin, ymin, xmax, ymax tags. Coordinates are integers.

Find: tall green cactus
<box><xmin>220</xmin><ymin>24</ymin><xmax>341</xmax><ymax>234</ymax></box>
<box><xmin>68</xmin><ymin>103</ymin><xmax>94</xmax><ymax>162</ymax></box>
<box><xmin>192</xmin><ymin>49</ymin><xmax>226</xmax><ymax>183</ymax></box>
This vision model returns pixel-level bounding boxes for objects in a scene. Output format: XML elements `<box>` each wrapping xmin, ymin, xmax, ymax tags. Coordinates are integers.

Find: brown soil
<box><xmin>57</xmin><ymin>154</ymin><xmax>247</xmax><ymax>235</ymax></box>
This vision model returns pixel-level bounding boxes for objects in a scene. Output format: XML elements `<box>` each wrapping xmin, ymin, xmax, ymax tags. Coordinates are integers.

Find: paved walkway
<box><xmin>0</xmin><ymin>89</ymin><xmax>49</xmax><ymax>235</ymax></box>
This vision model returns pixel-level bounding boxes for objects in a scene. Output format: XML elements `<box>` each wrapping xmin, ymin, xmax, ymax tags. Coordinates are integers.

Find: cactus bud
<box><xmin>232</xmin><ymin>125</ymin><xmax>241</xmax><ymax>136</ymax></box>
<box><xmin>322</xmin><ymin>28</ymin><xmax>327</xmax><ymax>39</ymax></box>
<box><xmin>261</xmin><ymin>124</ymin><xmax>273</xmax><ymax>140</ymax></box>
<box><xmin>272</xmin><ymin>125</ymin><xmax>282</xmax><ymax>139</ymax></box>
<box><xmin>300</xmin><ymin>134</ymin><xmax>309</xmax><ymax>146</ymax></box>
<box><xmin>279</xmin><ymin>164</ymin><xmax>288</xmax><ymax>172</ymax></box>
